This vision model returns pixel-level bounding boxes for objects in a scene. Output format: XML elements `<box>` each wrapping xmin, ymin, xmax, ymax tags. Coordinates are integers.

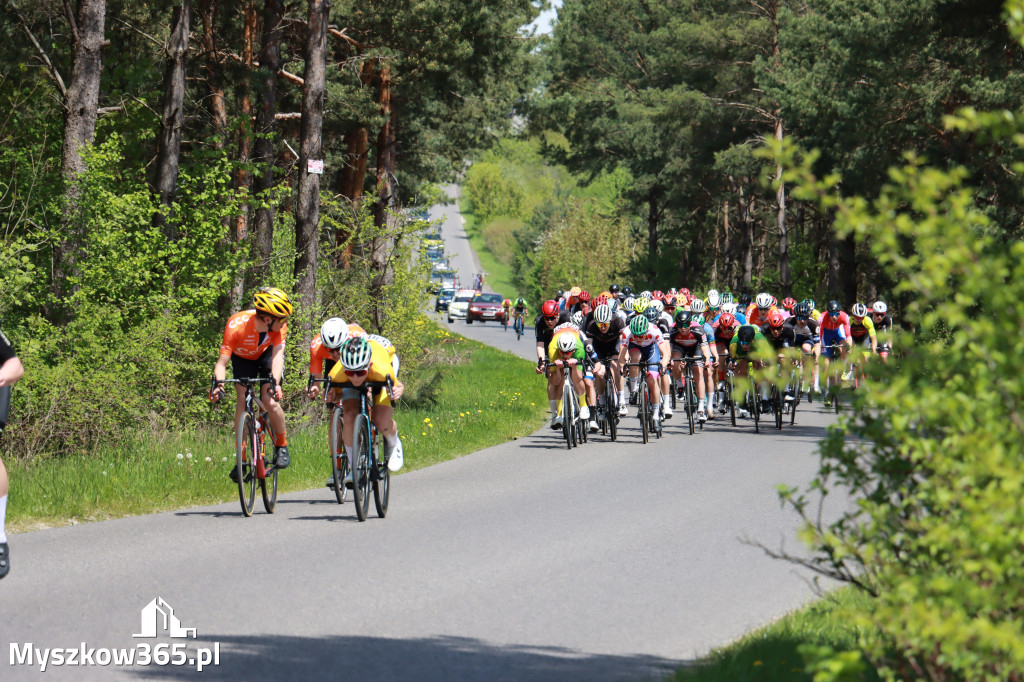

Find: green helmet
<box><xmin>629</xmin><ymin>315</ymin><xmax>649</xmax><ymax>336</ymax></box>
<box><xmin>516</xmin><ymin>297</ymin><xmax>525</xmax><ymax>306</ymax></box>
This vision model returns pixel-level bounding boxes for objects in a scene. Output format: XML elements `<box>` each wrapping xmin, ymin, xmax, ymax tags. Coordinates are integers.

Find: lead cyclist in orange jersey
<box><xmin>211</xmin><ymin>287</ymin><xmax>293</xmax><ymax>480</ymax></box>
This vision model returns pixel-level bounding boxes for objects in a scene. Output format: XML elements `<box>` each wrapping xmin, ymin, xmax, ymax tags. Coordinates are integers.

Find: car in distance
<box><xmin>447</xmin><ymin>289</ymin><xmax>478</xmax><ymax>323</ymax></box>
<box><xmin>429</xmin><ymin>268</ymin><xmax>456</xmax><ymax>293</ymax></box>
<box><xmin>435</xmin><ymin>287</ymin><xmax>455</xmax><ymax>312</ymax></box>
<box><xmin>466</xmin><ymin>293</ymin><xmax>507</xmax><ymax>324</ymax></box>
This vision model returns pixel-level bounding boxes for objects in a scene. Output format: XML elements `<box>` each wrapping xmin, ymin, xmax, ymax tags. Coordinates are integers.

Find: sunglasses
<box><xmin>829</xmin><ymin>312</ymin><xmax>840</xmax><ymax>317</ymax></box>
<box><xmin>597</xmin><ymin>322</ymin><xmax>610</xmax><ymax>329</ymax></box>
<box><xmin>796</xmin><ymin>316</ymin><xmax>809</xmax><ymax>321</ymax></box>
<box><xmin>344</xmin><ymin>369</ymin><xmax>368</xmax><ymax>377</ymax></box>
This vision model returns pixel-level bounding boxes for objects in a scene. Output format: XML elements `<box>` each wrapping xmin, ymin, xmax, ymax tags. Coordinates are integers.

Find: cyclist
<box><xmin>848</xmin><ymin>302</ymin><xmax>877</xmax><ymax>354</ymax></box>
<box><xmin>745</xmin><ymin>292</ymin><xmax>778</xmax><ymax>328</ymax></box>
<box><xmin>819</xmin><ymin>300</ymin><xmax>852</xmax><ymax>406</ymax></box>
<box><xmin>0</xmin><ymin>325</ymin><xmax>25</xmax><ymax>579</ymax></box>
<box><xmin>670</xmin><ymin>310</ymin><xmax>713</xmax><ymax>421</ymax></box>
<box><xmin>211</xmin><ymin>287</ymin><xmax>293</xmax><ymax>481</ymax></box>
<box><xmin>609</xmin><ymin>283</ymin><xmax>622</xmax><ymax>300</ymax></box>
<box><xmin>802</xmin><ymin>298</ymin><xmax>822</xmax><ymax>322</ymax></box>
<box><xmin>502</xmin><ymin>298</ymin><xmax>513</xmax><ymax>326</ymax></box>
<box><xmin>689</xmin><ymin>298</ymin><xmax>720</xmax><ymax>417</ymax></box>
<box><xmin>327</xmin><ymin>336</ymin><xmax>406</xmax><ymax>476</ymax></box>
<box><xmin>761</xmin><ymin>310</ymin><xmax>799</xmax><ymax>401</ymax></box>
<box><xmin>872</xmin><ymin>300</ymin><xmax>894</xmax><ymax>361</ymax></box>
<box><xmin>585</xmin><ymin>302</ymin><xmax>629</xmax><ymax>418</ymax></box>
<box><xmin>548</xmin><ymin>322</ymin><xmax>591</xmax><ymax>430</ymax></box>
<box><xmin>511</xmin><ymin>297</ymin><xmax>529</xmax><ymax>331</ymax></box>
<box><xmin>618</xmin><ymin>315</ymin><xmax>670</xmax><ymax>426</ymax></box>
<box><xmin>561</xmin><ymin>286</ymin><xmax>583</xmax><ymax>312</ymax></box>
<box><xmin>786</xmin><ymin>301</ymin><xmax>821</xmax><ymax>394</ymax></box>
<box><xmin>780</xmin><ymin>297</ymin><xmax>797</xmax><ymax>321</ymax></box>
<box><xmin>536</xmin><ymin>300</ymin><xmax>572</xmax><ymax>426</ymax></box>
<box><xmin>729</xmin><ymin>324</ymin><xmax>773</xmax><ymax>418</ymax></box>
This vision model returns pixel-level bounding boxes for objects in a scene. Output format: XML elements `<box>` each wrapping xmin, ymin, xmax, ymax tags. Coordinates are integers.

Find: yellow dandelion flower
<box><xmin>422</xmin><ymin>432</ymin><xmax>427</xmax><ymax>436</ymax></box>
<box><xmin>753</xmin><ymin>661</ymin><xmax>762</xmax><ymax>667</ymax></box>
<box><xmin>423</xmin><ymin>417</ymin><xmax>430</xmax><ymax>423</ymax></box>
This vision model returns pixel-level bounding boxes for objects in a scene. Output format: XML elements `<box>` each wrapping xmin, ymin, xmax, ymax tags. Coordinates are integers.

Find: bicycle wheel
<box><xmin>685</xmin><ymin>376</ymin><xmax>696</xmax><ymax>435</ymax></box>
<box><xmin>639</xmin><ymin>382</ymin><xmax>649</xmax><ymax>444</ymax></box>
<box><xmin>670</xmin><ymin>373</ymin><xmax>678</xmax><ymax>411</ymax></box>
<box><xmin>606</xmin><ymin>381</ymin><xmax>618</xmax><ymax>442</ymax></box>
<box><xmin>774</xmin><ymin>388</ymin><xmax>783</xmax><ymax>430</ymax></box>
<box><xmin>235</xmin><ymin>413</ymin><xmax>257</xmax><ymax>517</ymax></box>
<box><xmin>578</xmin><ymin>394</ymin><xmax>588</xmax><ymax>444</ymax></box>
<box><xmin>562</xmin><ymin>388</ymin><xmax>574</xmax><ymax>450</ymax></box>
<box><xmin>727</xmin><ymin>375</ymin><xmax>737</xmax><ymax>426</ymax></box>
<box><xmin>329</xmin><ymin>407</ymin><xmax>347</xmax><ymax>504</ymax></box>
<box><xmin>260</xmin><ymin>420</ymin><xmax>278</xmax><ymax>513</ymax></box>
<box><xmin>790</xmin><ymin>374</ymin><xmax>801</xmax><ymax>426</ymax></box>
<box><xmin>352</xmin><ymin>417</ymin><xmax>372</xmax><ymax>522</ymax></box>
<box><xmin>372</xmin><ymin>438</ymin><xmax>389</xmax><ymax>518</ymax></box>
<box><xmin>751</xmin><ymin>386</ymin><xmax>761</xmax><ymax>433</ymax></box>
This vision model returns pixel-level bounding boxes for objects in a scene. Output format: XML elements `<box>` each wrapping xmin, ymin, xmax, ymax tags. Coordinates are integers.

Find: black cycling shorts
<box><xmin>231</xmin><ymin>348</ymin><xmax>273</xmax><ymax>380</ymax></box>
<box><xmin>671</xmin><ymin>343</ymin><xmax>705</xmax><ymax>366</ymax></box>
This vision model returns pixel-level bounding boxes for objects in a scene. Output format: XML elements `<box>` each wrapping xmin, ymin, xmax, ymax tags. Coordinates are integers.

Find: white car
<box><xmin>447</xmin><ymin>289</ymin><xmax>478</xmax><ymax>323</ymax></box>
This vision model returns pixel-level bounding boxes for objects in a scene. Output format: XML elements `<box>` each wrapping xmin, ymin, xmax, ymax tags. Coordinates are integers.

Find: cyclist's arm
<box><xmin>0</xmin><ymin>341</ymin><xmax>23</xmax><ymax>387</ymax></box>
<box><xmin>213</xmin><ymin>352</ymin><xmax>231</xmax><ymax>383</ymax></box>
<box><xmin>270</xmin><ymin>344</ymin><xmax>286</xmax><ymax>395</ymax></box>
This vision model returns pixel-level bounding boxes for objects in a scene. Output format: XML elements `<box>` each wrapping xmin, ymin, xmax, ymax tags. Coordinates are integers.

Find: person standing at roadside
<box><xmin>0</xmin><ymin>325</ymin><xmax>26</xmax><ymax>578</ymax></box>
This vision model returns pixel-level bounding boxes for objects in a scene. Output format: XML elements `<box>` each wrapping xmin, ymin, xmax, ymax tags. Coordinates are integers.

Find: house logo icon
<box><xmin>133</xmin><ymin>597</ymin><xmax>197</xmax><ymax>638</ymax></box>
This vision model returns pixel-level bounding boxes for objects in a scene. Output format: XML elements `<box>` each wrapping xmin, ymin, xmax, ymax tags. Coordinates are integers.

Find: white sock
<box><xmin>619</xmin><ymin>390</ymin><xmax>627</xmax><ymax>403</ymax></box>
<box><xmin>661</xmin><ymin>395</ymin><xmax>668</xmax><ymax>406</ymax></box>
<box><xmin>699</xmin><ymin>399</ymin><xmax>706</xmax><ymax>410</ymax></box>
<box><xmin>629</xmin><ymin>378</ymin><xmax>638</xmax><ymax>392</ymax></box>
<box><xmin>345</xmin><ymin>445</ymin><xmax>356</xmax><ymax>471</ymax></box>
<box><xmin>0</xmin><ymin>494</ymin><xmax>6</xmax><ymax>543</ymax></box>
<box><xmin>652</xmin><ymin>404</ymin><xmax>661</xmax><ymax>418</ymax></box>
<box><xmin>385</xmin><ymin>431</ymin><xmax>399</xmax><ymax>448</ymax></box>
<box><xmin>549</xmin><ymin>399</ymin><xmax>558</xmax><ymax>416</ymax></box>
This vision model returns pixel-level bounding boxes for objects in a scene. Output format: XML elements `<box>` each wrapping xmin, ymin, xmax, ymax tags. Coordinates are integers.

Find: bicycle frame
<box><xmin>215</xmin><ymin>377</ymin><xmax>278</xmax><ymax>516</ymax></box>
<box><xmin>349</xmin><ymin>377</ymin><xmax>395</xmax><ymax>521</ymax></box>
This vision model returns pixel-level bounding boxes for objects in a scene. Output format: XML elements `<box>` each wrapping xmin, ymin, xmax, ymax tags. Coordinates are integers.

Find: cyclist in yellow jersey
<box><xmin>327</xmin><ymin>336</ymin><xmax>406</xmax><ymax>478</ymax></box>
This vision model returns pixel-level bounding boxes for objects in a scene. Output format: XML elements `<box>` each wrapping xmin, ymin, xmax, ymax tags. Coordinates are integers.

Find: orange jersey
<box><xmin>308</xmin><ymin>324</ymin><xmax>367</xmax><ymax>374</ymax></box>
<box><xmin>220</xmin><ymin>310</ymin><xmax>287</xmax><ymax>360</ymax></box>
<box><xmin>744</xmin><ymin>304</ymin><xmax>779</xmax><ymax>328</ymax></box>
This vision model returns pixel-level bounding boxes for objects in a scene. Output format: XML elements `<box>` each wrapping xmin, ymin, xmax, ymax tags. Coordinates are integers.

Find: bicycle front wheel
<box><xmin>685</xmin><ymin>378</ymin><xmax>696</xmax><ymax>435</ymax></box>
<box><xmin>562</xmin><ymin>388</ymin><xmax>574</xmax><ymax>449</ymax></box>
<box><xmin>639</xmin><ymin>383</ymin><xmax>649</xmax><ymax>444</ymax></box>
<box><xmin>329</xmin><ymin>407</ymin><xmax>347</xmax><ymax>504</ymax></box>
<box><xmin>373</xmin><ymin>443</ymin><xmax>390</xmax><ymax>518</ymax></box>
<box><xmin>235</xmin><ymin>413</ymin><xmax>257</xmax><ymax>517</ymax></box>
<box><xmin>352</xmin><ymin>417</ymin><xmax>372</xmax><ymax>521</ymax></box>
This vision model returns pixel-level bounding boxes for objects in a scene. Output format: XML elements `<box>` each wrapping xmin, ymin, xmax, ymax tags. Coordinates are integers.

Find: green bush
<box><xmin>771</xmin><ymin>41</ymin><xmax>1024</xmax><ymax>678</ymax></box>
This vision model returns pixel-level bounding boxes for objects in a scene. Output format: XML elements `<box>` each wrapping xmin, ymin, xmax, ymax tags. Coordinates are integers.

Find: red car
<box><xmin>466</xmin><ymin>293</ymin><xmax>507</xmax><ymax>324</ymax></box>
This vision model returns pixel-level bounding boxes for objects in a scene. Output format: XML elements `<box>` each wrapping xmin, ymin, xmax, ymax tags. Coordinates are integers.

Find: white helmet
<box><xmin>755</xmin><ymin>292</ymin><xmax>773</xmax><ymax>309</ymax></box>
<box><xmin>570</xmin><ymin>311</ymin><xmax>584</xmax><ymax>328</ymax></box>
<box><xmin>556</xmin><ymin>334</ymin><xmax>576</xmax><ymax>353</ymax></box>
<box><xmin>340</xmin><ymin>336</ymin><xmax>372</xmax><ymax>371</ymax></box>
<box><xmin>594</xmin><ymin>304</ymin><xmax>613</xmax><ymax>324</ymax></box>
<box><xmin>706</xmin><ymin>290</ymin><xmax>721</xmax><ymax>308</ymax></box>
<box><xmin>851</xmin><ymin>302</ymin><xmax>869</xmax><ymax>318</ymax></box>
<box><xmin>622</xmin><ymin>296</ymin><xmax>636</xmax><ymax>312</ymax></box>
<box><xmin>690</xmin><ymin>298</ymin><xmax>706</xmax><ymax>314</ymax></box>
<box><xmin>721</xmin><ymin>302</ymin><xmax>737</xmax><ymax>315</ymax></box>
<box><xmin>873</xmin><ymin>300</ymin><xmax>888</xmax><ymax>314</ymax></box>
<box><xmin>649</xmin><ymin>299</ymin><xmax>664</xmax><ymax>314</ymax></box>
<box><xmin>639</xmin><ymin>290</ymin><xmax>652</xmax><ymax>299</ymax></box>
<box><xmin>320</xmin><ymin>317</ymin><xmax>349</xmax><ymax>350</ymax></box>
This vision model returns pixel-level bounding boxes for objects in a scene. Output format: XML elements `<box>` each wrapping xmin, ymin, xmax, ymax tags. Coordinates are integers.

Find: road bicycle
<box><xmin>670</xmin><ymin>357</ymin><xmax>700</xmax><ymax>435</ymax></box>
<box><xmin>625</xmin><ymin>361</ymin><xmax>663</xmax><ymax>443</ymax></box>
<box><xmin>596</xmin><ymin>354</ymin><xmax>619</xmax><ymax>441</ymax></box>
<box><xmin>513</xmin><ymin>312</ymin><xmax>525</xmax><ymax>340</ymax></box>
<box><xmin>214</xmin><ymin>377</ymin><xmax>280</xmax><ymax>517</ymax></box>
<box><xmin>308</xmin><ymin>376</ymin><xmax>349</xmax><ymax>505</ymax></box>
<box><xmin>546</xmin><ymin>361</ymin><xmax>586</xmax><ymax>450</ymax></box>
<box><xmin>822</xmin><ymin>343</ymin><xmax>846</xmax><ymax>414</ymax></box>
<box><xmin>728</xmin><ymin>358</ymin><xmax>762</xmax><ymax>433</ymax></box>
<box><xmin>349</xmin><ymin>377</ymin><xmax>396</xmax><ymax>522</ymax></box>
<box><xmin>717</xmin><ymin>354</ymin><xmax>738</xmax><ymax>427</ymax></box>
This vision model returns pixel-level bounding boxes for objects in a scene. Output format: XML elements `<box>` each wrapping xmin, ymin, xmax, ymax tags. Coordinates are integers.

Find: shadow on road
<box><xmin>132</xmin><ymin>632</ymin><xmax>685</xmax><ymax>682</ymax></box>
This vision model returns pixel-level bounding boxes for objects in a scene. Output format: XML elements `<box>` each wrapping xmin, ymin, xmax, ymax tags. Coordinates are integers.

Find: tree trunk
<box><xmin>839</xmin><ymin>233</ymin><xmax>858</xmax><ymax>305</ymax></box>
<box><xmin>152</xmin><ymin>0</ymin><xmax>191</xmax><ymax>238</ymax></box>
<box><xmin>721</xmin><ymin>200</ymin><xmax>731</xmax><ymax>288</ymax></box>
<box><xmin>56</xmin><ymin>0</ymin><xmax>106</xmax><ymax>313</ymax></box>
<box><xmin>740</xmin><ymin>186</ymin><xmax>753</xmax><ymax>287</ymax></box>
<box><xmin>199</xmin><ymin>0</ymin><xmax>228</xmax><ymax>145</ymax></box>
<box><xmin>294</xmin><ymin>0</ymin><xmax>329</xmax><ymax>336</ymax></box>
<box><xmin>775</xmin><ymin>119</ymin><xmax>791</xmax><ymax>295</ymax></box>
<box><xmin>232</xmin><ymin>0</ymin><xmax>259</xmax><ymax>306</ymax></box>
<box><xmin>248</xmin><ymin>0</ymin><xmax>284</xmax><ymax>289</ymax></box>
<box><xmin>647</xmin><ymin>191</ymin><xmax>659</xmax><ymax>286</ymax></box>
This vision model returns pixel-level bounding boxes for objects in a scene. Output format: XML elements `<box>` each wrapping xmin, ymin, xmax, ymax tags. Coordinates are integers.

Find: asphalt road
<box><xmin>1</xmin><ymin>190</ymin><xmax>839</xmax><ymax>681</ymax></box>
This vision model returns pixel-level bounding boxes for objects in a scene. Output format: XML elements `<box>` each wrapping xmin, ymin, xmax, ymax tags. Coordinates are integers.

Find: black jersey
<box><xmin>534</xmin><ymin>311</ymin><xmax>571</xmax><ymax>346</ymax></box>
<box><xmin>760</xmin><ymin>323</ymin><xmax>797</xmax><ymax>350</ymax></box>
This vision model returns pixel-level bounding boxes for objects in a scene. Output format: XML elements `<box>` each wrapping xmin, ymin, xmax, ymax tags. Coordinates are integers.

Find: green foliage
<box><xmin>463</xmin><ymin>161</ymin><xmax>527</xmax><ymax>225</ymax></box>
<box><xmin>769</xmin><ymin>15</ymin><xmax>1024</xmax><ymax>671</ymax></box>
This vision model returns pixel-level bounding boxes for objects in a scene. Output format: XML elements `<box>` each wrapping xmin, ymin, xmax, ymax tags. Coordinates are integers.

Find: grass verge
<box><xmin>7</xmin><ymin>325</ymin><xmax>548</xmax><ymax>532</ymax></box>
<box><xmin>458</xmin><ymin>199</ymin><xmax>524</xmax><ymax>304</ymax></box>
<box><xmin>671</xmin><ymin>586</ymin><xmax>882</xmax><ymax>681</ymax></box>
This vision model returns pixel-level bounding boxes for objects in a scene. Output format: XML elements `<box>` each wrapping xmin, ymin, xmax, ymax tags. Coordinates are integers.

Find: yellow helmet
<box><xmin>568</xmin><ymin>286</ymin><xmax>582</xmax><ymax>298</ymax></box>
<box><xmin>632</xmin><ymin>297</ymin><xmax>650</xmax><ymax>314</ymax></box>
<box><xmin>253</xmin><ymin>287</ymin><xmax>293</xmax><ymax>317</ymax></box>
